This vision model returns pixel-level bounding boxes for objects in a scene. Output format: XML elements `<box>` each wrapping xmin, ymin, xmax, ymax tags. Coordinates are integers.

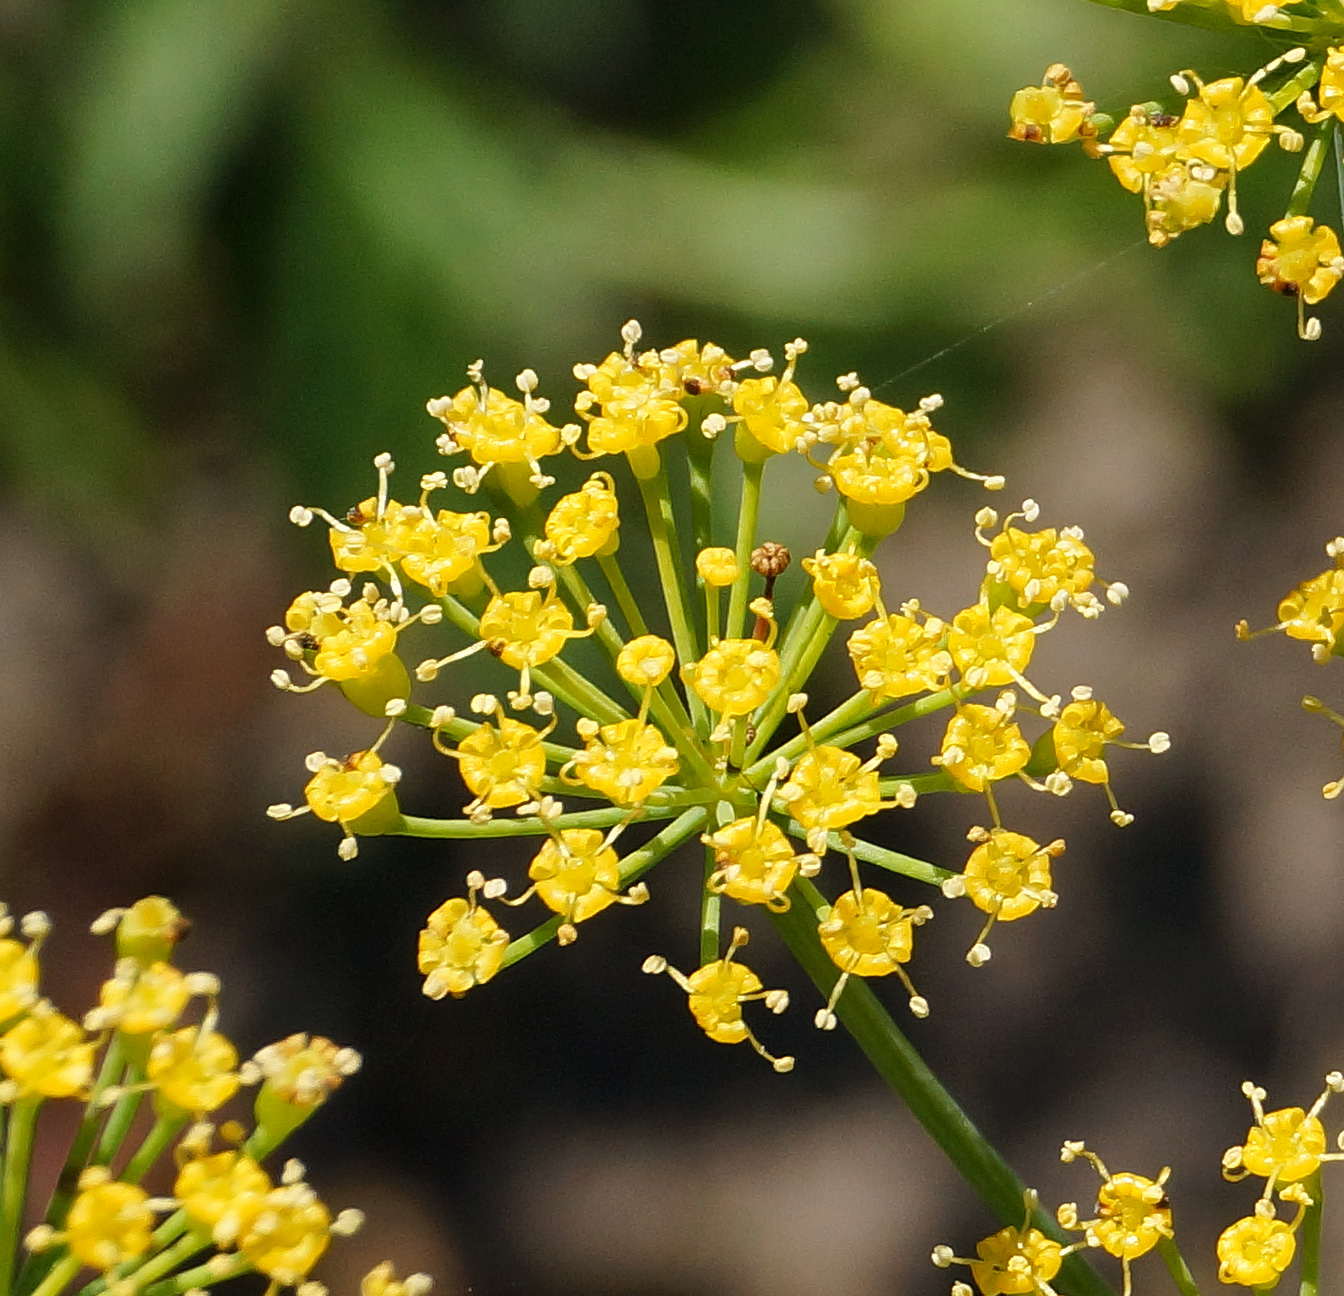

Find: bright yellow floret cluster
<box><xmin>933</xmin><ymin>1071</ymin><xmax>1344</xmax><ymax>1296</ymax></box>
<box><xmin>1009</xmin><ymin>32</ymin><xmax>1344</xmax><ymax>339</ymax></box>
<box><xmin>1239</xmin><ymin>536</ymin><xmax>1344</xmax><ymax>797</ymax></box>
<box><xmin>0</xmin><ymin>896</ymin><xmax>429</xmax><ymax>1296</ymax></box>
<box><xmin>269</xmin><ymin>321</ymin><xmax>1166</xmax><ymax>1067</ymax></box>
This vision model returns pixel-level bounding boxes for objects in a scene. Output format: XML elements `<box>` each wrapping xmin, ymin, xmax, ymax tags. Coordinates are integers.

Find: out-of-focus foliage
<box><xmin>0</xmin><ymin>0</ymin><xmax>1325</xmax><ymax>526</ymax></box>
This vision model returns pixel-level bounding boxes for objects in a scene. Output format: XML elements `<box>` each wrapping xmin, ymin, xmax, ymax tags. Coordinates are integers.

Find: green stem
<box><xmin>500</xmin><ymin>806</ymin><xmax>709</xmax><ymax>968</ymax></box>
<box><xmin>1298</xmin><ymin>1169</ymin><xmax>1322</xmax><ymax>1296</ymax></box>
<box><xmin>685</xmin><ymin>416</ymin><xmax>718</xmax><ymax>556</ymax></box>
<box><xmin>93</xmin><ymin>1057</ymin><xmax>147</xmax><ymax>1165</ymax></box>
<box><xmin>27</xmin><ymin>1256</ymin><xmax>79</xmax><ymax>1296</ymax></box>
<box><xmin>1156</xmin><ymin>1237</ymin><xmax>1202</xmax><ymax>1296</ymax></box>
<box><xmin>1270</xmin><ymin>58</ymin><xmax>1327</xmax><ymax>117</ymax></box>
<box><xmin>1287</xmin><ymin>122</ymin><xmax>1333</xmax><ymax>218</ymax></box>
<box><xmin>635</xmin><ymin>473</ymin><xmax>706</xmax><ymax>730</ymax></box>
<box><xmin>437</xmin><ymin>593</ymin><xmax>629</xmax><ymax>725</ymax></box>
<box><xmin>746</xmin><ymin>604</ymin><xmax>839</xmax><ymax>760</ymax></box>
<box><xmin>741</xmin><ymin>691</ymin><xmax>876</xmax><ymax>786</ymax></box>
<box><xmin>700</xmin><ymin>843</ymin><xmax>722</xmax><ymax>965</ymax></box>
<box><xmin>769</xmin><ymin>879</ymin><xmax>1112</xmax><ymax>1296</ymax></box>
<box><xmin>1334</xmin><ymin>122</ymin><xmax>1344</xmax><ymax>226</ymax></box>
<box><xmin>598</xmin><ymin>553</ymin><xmax>650</xmax><ymax>638</ymax></box>
<box><xmin>780</xmin><ymin>824</ymin><xmax>951</xmax><ymax>887</ymax></box>
<box><xmin>397</xmin><ymin>802</ymin><xmax>689</xmax><ymax>839</ymax></box>
<box><xmin>121</xmin><ymin>1110</ymin><xmax>187</xmax><ymax>1184</ymax></box>
<box><xmin>725</xmin><ymin>459</ymin><xmax>764</xmax><ymax>640</ymax></box>
<box><xmin>0</xmin><ymin>1098</ymin><xmax>41</xmax><ymax>1296</ymax></box>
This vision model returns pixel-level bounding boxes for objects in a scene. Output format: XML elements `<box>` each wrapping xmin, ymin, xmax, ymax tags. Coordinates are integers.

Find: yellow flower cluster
<box><xmin>933</xmin><ymin>1072</ymin><xmax>1344</xmax><ymax>1296</ymax></box>
<box><xmin>1009</xmin><ymin>39</ymin><xmax>1344</xmax><ymax>338</ymax></box>
<box><xmin>1239</xmin><ymin>536</ymin><xmax>1344</xmax><ymax>796</ymax></box>
<box><xmin>270</xmin><ymin>321</ymin><xmax>1165</xmax><ymax>1066</ymax></box>
<box><xmin>0</xmin><ymin>897</ymin><xmax>428</xmax><ymax>1296</ymax></box>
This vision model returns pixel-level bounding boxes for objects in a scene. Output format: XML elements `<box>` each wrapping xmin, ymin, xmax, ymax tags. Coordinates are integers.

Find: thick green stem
<box><xmin>499</xmin><ymin>806</ymin><xmax>708</xmax><ymax>968</ymax></box>
<box><xmin>0</xmin><ymin>1098</ymin><xmax>41</xmax><ymax>1296</ymax></box>
<box><xmin>598</xmin><ymin>553</ymin><xmax>650</xmax><ymax>638</ymax></box>
<box><xmin>685</xmin><ymin>426</ymin><xmax>718</xmax><ymax>556</ymax></box>
<box><xmin>121</xmin><ymin>1111</ymin><xmax>188</xmax><ymax>1184</ymax></box>
<box><xmin>1156</xmin><ymin>1237</ymin><xmax>1202</xmax><ymax>1296</ymax></box>
<box><xmin>397</xmin><ymin>800</ymin><xmax>695</xmax><ymax>839</ymax></box>
<box><xmin>1287</xmin><ymin>122</ymin><xmax>1333</xmax><ymax>217</ymax></box>
<box><xmin>27</xmin><ymin>1257</ymin><xmax>79</xmax><ymax>1296</ymax></box>
<box><xmin>93</xmin><ymin>1057</ymin><xmax>147</xmax><ymax>1165</ymax></box>
<box><xmin>635</xmin><ymin>472</ymin><xmax>706</xmax><ymax>731</ymax></box>
<box><xmin>700</xmin><ymin>842</ymin><xmax>722</xmax><ymax>965</ymax></box>
<box><xmin>725</xmin><ymin>459</ymin><xmax>763</xmax><ymax>640</ymax></box>
<box><xmin>780</xmin><ymin>824</ymin><xmax>951</xmax><ymax>887</ymax></box>
<box><xmin>769</xmin><ymin>878</ymin><xmax>1113</xmax><ymax>1296</ymax></box>
<box><xmin>1270</xmin><ymin>59</ymin><xmax>1327</xmax><ymax>117</ymax></box>
<box><xmin>1299</xmin><ymin>1169</ymin><xmax>1322</xmax><ymax>1296</ymax></box>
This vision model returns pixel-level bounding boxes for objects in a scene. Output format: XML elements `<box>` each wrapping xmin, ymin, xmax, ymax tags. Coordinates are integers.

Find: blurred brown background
<box><xmin>2</xmin><ymin>0</ymin><xmax>1343</xmax><ymax>1292</ymax></box>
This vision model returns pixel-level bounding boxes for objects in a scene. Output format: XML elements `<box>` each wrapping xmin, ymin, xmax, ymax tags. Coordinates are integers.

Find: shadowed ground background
<box><xmin>1</xmin><ymin>1</ymin><xmax>1342</xmax><ymax>1293</ymax></box>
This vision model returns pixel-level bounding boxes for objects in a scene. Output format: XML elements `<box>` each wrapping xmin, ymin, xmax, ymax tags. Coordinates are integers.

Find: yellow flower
<box><xmin>1257</xmin><ymin>217</ymin><xmax>1344</xmax><ymax>338</ymax></box>
<box><xmin>802</xmin><ymin>550</ymin><xmax>881</xmax><ymax>620</ymax></box>
<box><xmin>238</xmin><ymin>1185</ymin><xmax>332</xmax><ymax>1284</ymax></box>
<box><xmin>304</xmin><ymin>750</ymin><xmax>401</xmax><ymax>827</ymax></box>
<box><xmin>528</xmin><ymin>828</ymin><xmax>631</xmax><ymax>939</ymax></box>
<box><xmin>781</xmin><ymin>745</ymin><xmax>882</xmax><ymax>838</ymax></box>
<box><xmin>147</xmin><ymin>1025</ymin><xmax>241</xmax><ymax>1114</ymax></box>
<box><xmin>250</xmin><ymin>1032</ymin><xmax>361</xmax><ymax>1110</ymax></box>
<box><xmin>982</xmin><ymin>512</ymin><xmax>1105</xmax><ymax>615</ymax></box>
<box><xmin>1216</xmin><ymin>1214</ymin><xmax>1297</xmax><ymax>1288</ymax></box>
<box><xmin>961</xmin><ymin>829</ymin><xmax>1060</xmax><ymax>922</ymax></box>
<box><xmin>1145</xmin><ymin>162</ymin><xmax>1227</xmax><ymax>247</ymax></box>
<box><xmin>705</xmin><ymin>816</ymin><xmax>800</xmax><ymax>912</ymax></box>
<box><xmin>454</xmin><ymin>716</ymin><xmax>549</xmax><ymax>812</ymax></box>
<box><xmin>542</xmin><ymin>472</ymin><xmax>620</xmax><ymax>564</ymax></box>
<box><xmin>0</xmin><ymin>1002</ymin><xmax>95</xmax><ymax>1098</ymax></box>
<box><xmin>732</xmin><ymin>339</ymin><xmax>809</xmax><ymax>458</ymax></box>
<box><xmin>615</xmin><ymin>635</ymin><xmax>677</xmax><ymax>687</ymax></box>
<box><xmin>695</xmin><ymin>547</ymin><xmax>740</xmax><ymax>587</ymax></box>
<box><xmin>1223</xmin><ymin>1074</ymin><xmax>1344</xmax><ymax>1193</ymax></box>
<box><xmin>418</xmin><ymin>890</ymin><xmax>510</xmax><ymax>999</ymax></box>
<box><xmin>643</xmin><ymin>928</ymin><xmax>793</xmax><ymax>1071</ymax></box>
<box><xmin>575</xmin><ymin>350</ymin><xmax>687</xmax><ymax>457</ymax></box>
<box><xmin>948</xmin><ymin>603</ymin><xmax>1038</xmax><ymax>691</ymax></box>
<box><xmin>847</xmin><ymin>609</ymin><xmax>950</xmax><ymax>701</ymax></box>
<box><xmin>399</xmin><ymin>508</ymin><xmax>496</xmax><ymax>596</ymax></box>
<box><xmin>682</xmin><ymin>639</ymin><xmax>780</xmax><ymax>717</ymax></box>
<box><xmin>1053</xmin><ymin>697</ymin><xmax>1125</xmax><ymax>783</ymax></box>
<box><xmin>67</xmin><ymin>1172</ymin><xmax>156</xmax><ymax>1271</ymax></box>
<box><xmin>968</xmin><ymin>1224</ymin><xmax>1063</xmax><ymax>1296</ymax></box>
<box><xmin>936</xmin><ymin>703</ymin><xmax>1031</xmax><ymax>795</ymax></box>
<box><xmin>175</xmin><ymin>1151</ymin><xmax>272</xmax><ymax>1231</ymax></box>
<box><xmin>427</xmin><ymin>364</ymin><xmax>568</xmax><ymax>493</ymax></box>
<box><xmin>1175</xmin><ymin>76</ymin><xmax>1273</xmax><ymax>173</ymax></box>
<box><xmin>1106</xmin><ymin>111</ymin><xmax>1180</xmax><ymax>196</ymax></box>
<box><xmin>1008</xmin><ymin>64</ymin><xmax>1095</xmax><ymax>145</ymax></box>
<box><xmin>566</xmin><ymin>718</ymin><xmax>679</xmax><ymax>806</ymax></box>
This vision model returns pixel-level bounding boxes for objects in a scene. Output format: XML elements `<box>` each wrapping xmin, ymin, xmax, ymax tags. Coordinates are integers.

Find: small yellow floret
<box><xmin>733</xmin><ymin>374</ymin><xmax>808</xmax><ymax>456</ymax></box>
<box><xmin>543</xmin><ymin>472</ymin><xmax>620</xmax><ymax>563</ymax></box>
<box><xmin>682</xmin><ymin>639</ymin><xmax>780</xmax><ymax>717</ymax></box>
<box><xmin>528</xmin><ymin>829</ymin><xmax>623</xmax><ymax>927</ymax></box>
<box><xmin>304</xmin><ymin>750</ymin><xmax>400</xmax><ymax>826</ymax></box>
<box><xmin>1008</xmin><ymin>64</ymin><xmax>1095</xmax><ymax>145</ymax></box>
<box><xmin>239</xmin><ymin>1185</ymin><xmax>332</xmax><ymax>1284</ymax></box>
<box><xmin>706</xmin><ymin>817</ymin><xmax>799</xmax><ymax>911</ymax></box>
<box><xmin>1217</xmin><ymin>1215</ymin><xmax>1296</xmax><ymax>1288</ymax></box>
<box><xmin>418</xmin><ymin>896</ymin><xmax>509</xmax><ymax>999</ymax></box>
<box><xmin>968</xmin><ymin>1224</ymin><xmax>1063</xmax><ymax>1296</ymax></box>
<box><xmin>962</xmin><ymin>830</ymin><xmax>1060</xmax><ymax>922</ymax></box>
<box><xmin>567</xmin><ymin>718</ymin><xmax>679</xmax><ymax>806</ymax></box>
<box><xmin>783</xmin><ymin>745</ymin><xmax>881</xmax><ymax>835</ymax></box>
<box><xmin>96</xmin><ymin>962</ymin><xmax>191</xmax><ymax>1035</ymax></box>
<box><xmin>696</xmin><ymin>547</ymin><xmax>740</xmax><ymax>587</ymax></box>
<box><xmin>0</xmin><ymin>1003</ymin><xmax>95</xmax><ymax>1098</ymax></box>
<box><xmin>478</xmin><ymin>588</ymin><xmax>578</xmax><ymax>672</ymax></box>
<box><xmin>0</xmin><ymin>937</ymin><xmax>38</xmax><ymax>1025</ymax></box>
<box><xmin>175</xmin><ymin>1151</ymin><xmax>272</xmax><ymax>1230</ymax></box>
<box><xmin>1298</xmin><ymin>47</ymin><xmax>1344</xmax><ymax>124</ymax></box>
<box><xmin>848</xmin><ymin>611</ymin><xmax>950</xmax><ymax>701</ymax></box>
<box><xmin>986</xmin><ymin>525</ymin><xmax>1098</xmax><ymax>613</ymax></box>
<box><xmin>616</xmin><ymin>635</ymin><xmax>677</xmax><ymax>687</ymax></box>
<box><xmin>428</xmin><ymin>377</ymin><xmax>564</xmax><ymax>474</ymax></box>
<box><xmin>1257</xmin><ymin>216</ymin><xmax>1344</xmax><ymax>308</ymax></box>
<box><xmin>575</xmin><ymin>350</ymin><xmax>687</xmax><ymax>456</ymax></box>
<box><xmin>948</xmin><ymin>603</ymin><xmax>1037</xmax><ymax>690</ymax></box>
<box><xmin>67</xmin><ymin>1177</ymin><xmax>155</xmax><ymax>1271</ymax></box>
<box><xmin>250</xmin><ymin>1032</ymin><xmax>358</xmax><ymax>1109</ymax></box>
<box><xmin>818</xmin><ymin>888</ymin><xmax>924</xmax><ymax>978</ymax></box>
<box><xmin>455</xmin><ymin>717</ymin><xmax>548</xmax><ymax>811</ymax></box>
<box><xmin>399</xmin><ymin>509</ymin><xmax>495</xmax><ymax>596</ymax></box>
<box><xmin>147</xmin><ymin>1026</ymin><xmax>240</xmax><ymax>1114</ymax></box>
<box><xmin>1176</xmin><ymin>77</ymin><xmax>1273</xmax><ymax>173</ymax></box>
<box><xmin>937</xmin><ymin>705</ymin><xmax>1031</xmax><ymax>793</ymax></box>
<box><xmin>1053</xmin><ymin>699</ymin><xmax>1126</xmax><ymax>784</ymax></box>
<box><xmin>802</xmin><ymin>550</ymin><xmax>881</xmax><ymax>620</ymax></box>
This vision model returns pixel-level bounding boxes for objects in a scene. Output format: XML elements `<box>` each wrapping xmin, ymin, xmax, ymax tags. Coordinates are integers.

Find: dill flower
<box><xmin>270</xmin><ymin>321</ymin><xmax>1163</xmax><ymax>1062</ymax></box>
<box><xmin>0</xmin><ymin>897</ymin><xmax>427</xmax><ymax>1296</ymax></box>
<box><xmin>1006</xmin><ymin>36</ymin><xmax>1344</xmax><ymax>336</ymax></box>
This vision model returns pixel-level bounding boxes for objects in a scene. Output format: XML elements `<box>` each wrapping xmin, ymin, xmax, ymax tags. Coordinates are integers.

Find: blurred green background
<box><xmin>4</xmin><ymin>2</ymin><xmax>1344</xmax><ymax>1294</ymax></box>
